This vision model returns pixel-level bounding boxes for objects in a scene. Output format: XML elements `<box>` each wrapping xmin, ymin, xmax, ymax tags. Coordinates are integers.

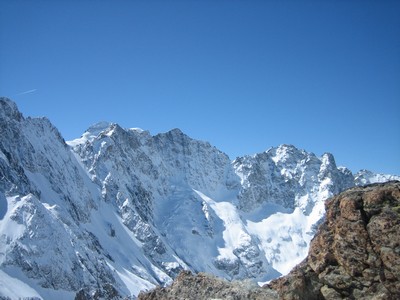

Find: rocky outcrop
<box><xmin>268</xmin><ymin>181</ymin><xmax>400</xmax><ymax>299</ymax></box>
<box><xmin>138</xmin><ymin>270</ymin><xmax>278</xmax><ymax>300</ymax></box>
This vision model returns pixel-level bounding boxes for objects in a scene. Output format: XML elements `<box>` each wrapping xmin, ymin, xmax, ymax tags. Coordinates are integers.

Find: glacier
<box><xmin>0</xmin><ymin>97</ymin><xmax>398</xmax><ymax>299</ymax></box>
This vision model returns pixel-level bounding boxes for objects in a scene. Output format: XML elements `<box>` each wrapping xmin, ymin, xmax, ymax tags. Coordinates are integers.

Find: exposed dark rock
<box><xmin>74</xmin><ymin>283</ymin><xmax>122</xmax><ymax>300</ymax></box>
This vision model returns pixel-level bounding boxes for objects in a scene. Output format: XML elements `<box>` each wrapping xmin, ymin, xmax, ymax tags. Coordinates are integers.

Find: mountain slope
<box><xmin>0</xmin><ymin>99</ymin><xmax>159</xmax><ymax>299</ymax></box>
<box><xmin>0</xmin><ymin>97</ymin><xmax>398</xmax><ymax>299</ymax></box>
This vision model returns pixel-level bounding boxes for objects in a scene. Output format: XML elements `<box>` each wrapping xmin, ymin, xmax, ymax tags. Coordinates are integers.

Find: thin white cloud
<box><xmin>16</xmin><ymin>89</ymin><xmax>37</xmax><ymax>96</ymax></box>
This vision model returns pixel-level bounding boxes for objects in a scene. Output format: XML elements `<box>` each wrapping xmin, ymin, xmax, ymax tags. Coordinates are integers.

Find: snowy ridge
<box><xmin>0</xmin><ymin>97</ymin><xmax>399</xmax><ymax>299</ymax></box>
<box><xmin>354</xmin><ymin>169</ymin><xmax>400</xmax><ymax>186</ymax></box>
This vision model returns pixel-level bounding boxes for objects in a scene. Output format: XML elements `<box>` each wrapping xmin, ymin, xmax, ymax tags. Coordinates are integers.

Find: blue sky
<box><xmin>0</xmin><ymin>0</ymin><xmax>399</xmax><ymax>175</ymax></box>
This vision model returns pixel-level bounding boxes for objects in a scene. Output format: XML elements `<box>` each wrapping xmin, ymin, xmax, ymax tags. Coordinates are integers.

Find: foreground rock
<box><xmin>139</xmin><ymin>181</ymin><xmax>400</xmax><ymax>299</ymax></box>
<box><xmin>268</xmin><ymin>181</ymin><xmax>400</xmax><ymax>299</ymax></box>
<box><xmin>138</xmin><ymin>270</ymin><xmax>278</xmax><ymax>300</ymax></box>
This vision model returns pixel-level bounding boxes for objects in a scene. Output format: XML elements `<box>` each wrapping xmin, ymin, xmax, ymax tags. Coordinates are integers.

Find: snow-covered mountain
<box><xmin>0</xmin><ymin>97</ymin><xmax>398</xmax><ymax>299</ymax></box>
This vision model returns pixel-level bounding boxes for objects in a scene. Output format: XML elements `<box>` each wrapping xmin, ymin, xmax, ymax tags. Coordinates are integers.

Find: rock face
<box><xmin>268</xmin><ymin>181</ymin><xmax>400</xmax><ymax>300</ymax></box>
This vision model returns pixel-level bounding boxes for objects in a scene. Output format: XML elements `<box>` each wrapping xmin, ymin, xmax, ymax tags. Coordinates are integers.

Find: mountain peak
<box><xmin>87</xmin><ymin>121</ymin><xmax>113</xmax><ymax>134</ymax></box>
<box><xmin>278</xmin><ymin>144</ymin><xmax>297</xmax><ymax>150</ymax></box>
<box><xmin>268</xmin><ymin>144</ymin><xmax>306</xmax><ymax>164</ymax></box>
<box><xmin>169</xmin><ymin>128</ymin><xmax>183</xmax><ymax>134</ymax></box>
<box><xmin>321</xmin><ymin>152</ymin><xmax>337</xmax><ymax>168</ymax></box>
<box><xmin>167</xmin><ymin>128</ymin><xmax>186</xmax><ymax>137</ymax></box>
<box><xmin>67</xmin><ymin>121</ymin><xmax>114</xmax><ymax>146</ymax></box>
<box><xmin>154</xmin><ymin>128</ymin><xmax>190</xmax><ymax>144</ymax></box>
<box><xmin>0</xmin><ymin>97</ymin><xmax>23</xmax><ymax>121</ymax></box>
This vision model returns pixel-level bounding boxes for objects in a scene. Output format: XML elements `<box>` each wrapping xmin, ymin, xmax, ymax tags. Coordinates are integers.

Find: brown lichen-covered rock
<box><xmin>138</xmin><ymin>270</ymin><xmax>278</xmax><ymax>300</ymax></box>
<box><xmin>268</xmin><ymin>181</ymin><xmax>400</xmax><ymax>300</ymax></box>
<box><xmin>266</xmin><ymin>262</ymin><xmax>324</xmax><ymax>300</ymax></box>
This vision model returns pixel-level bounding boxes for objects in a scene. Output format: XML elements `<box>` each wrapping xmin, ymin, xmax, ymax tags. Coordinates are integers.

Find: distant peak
<box><xmin>280</xmin><ymin>144</ymin><xmax>297</xmax><ymax>149</ymax></box>
<box><xmin>320</xmin><ymin>152</ymin><xmax>337</xmax><ymax>171</ymax></box>
<box><xmin>321</xmin><ymin>152</ymin><xmax>336</xmax><ymax>164</ymax></box>
<box><xmin>169</xmin><ymin>128</ymin><xmax>184</xmax><ymax>135</ymax></box>
<box><xmin>129</xmin><ymin>127</ymin><xmax>145</xmax><ymax>133</ymax></box>
<box><xmin>274</xmin><ymin>144</ymin><xmax>301</xmax><ymax>155</ymax></box>
<box><xmin>156</xmin><ymin>128</ymin><xmax>187</xmax><ymax>140</ymax></box>
<box><xmin>86</xmin><ymin>121</ymin><xmax>113</xmax><ymax>135</ymax></box>
<box><xmin>67</xmin><ymin>121</ymin><xmax>113</xmax><ymax>147</ymax></box>
<box><xmin>357</xmin><ymin>169</ymin><xmax>372</xmax><ymax>174</ymax></box>
<box><xmin>277</xmin><ymin>144</ymin><xmax>300</xmax><ymax>153</ymax></box>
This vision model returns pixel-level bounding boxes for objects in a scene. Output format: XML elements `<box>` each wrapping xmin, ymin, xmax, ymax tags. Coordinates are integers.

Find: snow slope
<box><xmin>1</xmin><ymin>97</ymin><xmax>399</xmax><ymax>299</ymax></box>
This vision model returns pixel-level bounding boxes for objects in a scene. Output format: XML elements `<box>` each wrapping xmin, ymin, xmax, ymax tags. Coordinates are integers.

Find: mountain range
<box><xmin>0</xmin><ymin>97</ymin><xmax>398</xmax><ymax>299</ymax></box>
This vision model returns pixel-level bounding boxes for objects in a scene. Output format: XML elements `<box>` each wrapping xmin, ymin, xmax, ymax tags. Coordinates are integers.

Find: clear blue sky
<box><xmin>0</xmin><ymin>0</ymin><xmax>399</xmax><ymax>175</ymax></box>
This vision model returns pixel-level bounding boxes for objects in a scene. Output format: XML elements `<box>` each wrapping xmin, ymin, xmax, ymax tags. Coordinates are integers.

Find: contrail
<box><xmin>16</xmin><ymin>89</ymin><xmax>37</xmax><ymax>96</ymax></box>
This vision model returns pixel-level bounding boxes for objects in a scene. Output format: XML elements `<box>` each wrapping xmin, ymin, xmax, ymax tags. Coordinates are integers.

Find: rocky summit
<box><xmin>139</xmin><ymin>181</ymin><xmax>400</xmax><ymax>300</ymax></box>
<box><xmin>0</xmin><ymin>97</ymin><xmax>399</xmax><ymax>299</ymax></box>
